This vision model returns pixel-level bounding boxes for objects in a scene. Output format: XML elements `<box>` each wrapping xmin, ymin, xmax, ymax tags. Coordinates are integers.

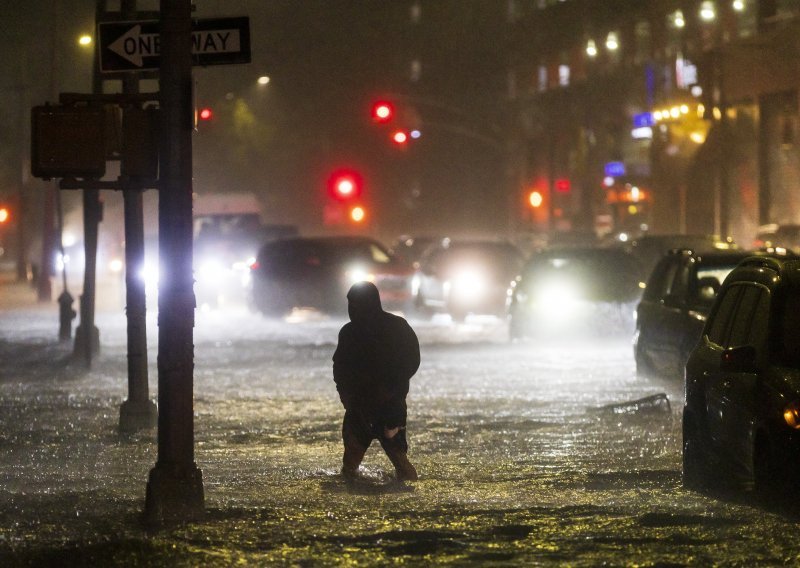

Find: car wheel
<box><xmin>752</xmin><ymin>434</ymin><xmax>779</xmax><ymax>502</ymax></box>
<box><xmin>682</xmin><ymin>414</ymin><xmax>709</xmax><ymax>490</ymax></box>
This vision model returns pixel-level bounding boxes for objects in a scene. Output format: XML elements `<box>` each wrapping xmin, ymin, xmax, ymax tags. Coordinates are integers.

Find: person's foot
<box><xmin>394</xmin><ymin>457</ymin><xmax>418</xmax><ymax>482</ymax></box>
<box><xmin>341</xmin><ymin>467</ymin><xmax>359</xmax><ymax>482</ymax></box>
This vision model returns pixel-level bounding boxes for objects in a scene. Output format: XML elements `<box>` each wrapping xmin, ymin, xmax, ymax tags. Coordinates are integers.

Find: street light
<box><xmin>257</xmin><ymin>75</ymin><xmax>270</xmax><ymax>86</ymax></box>
<box><xmin>78</xmin><ymin>34</ymin><xmax>92</xmax><ymax>46</ymax></box>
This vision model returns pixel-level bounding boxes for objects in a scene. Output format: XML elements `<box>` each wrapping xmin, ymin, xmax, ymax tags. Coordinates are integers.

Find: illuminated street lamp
<box><xmin>78</xmin><ymin>34</ymin><xmax>92</xmax><ymax>46</ymax></box>
<box><xmin>257</xmin><ymin>75</ymin><xmax>270</xmax><ymax>86</ymax></box>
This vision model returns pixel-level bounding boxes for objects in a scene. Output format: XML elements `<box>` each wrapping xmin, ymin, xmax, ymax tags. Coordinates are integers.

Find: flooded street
<box><xmin>1</xmin><ymin>306</ymin><xmax>799</xmax><ymax>565</ymax></box>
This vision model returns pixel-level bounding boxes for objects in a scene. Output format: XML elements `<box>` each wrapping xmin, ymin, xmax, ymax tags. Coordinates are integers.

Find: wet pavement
<box><xmin>2</xmin><ymin>279</ymin><xmax>800</xmax><ymax>566</ymax></box>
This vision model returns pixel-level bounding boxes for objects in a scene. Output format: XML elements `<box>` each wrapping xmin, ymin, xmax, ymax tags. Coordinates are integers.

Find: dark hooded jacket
<box><xmin>333</xmin><ymin>282</ymin><xmax>420</xmax><ymax>421</ymax></box>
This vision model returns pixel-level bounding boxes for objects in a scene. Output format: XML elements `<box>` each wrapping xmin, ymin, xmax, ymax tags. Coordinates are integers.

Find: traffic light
<box><xmin>555</xmin><ymin>178</ymin><xmax>571</xmax><ymax>193</ymax></box>
<box><xmin>328</xmin><ymin>169</ymin><xmax>363</xmax><ymax>201</ymax></box>
<box><xmin>371</xmin><ymin>101</ymin><xmax>394</xmax><ymax>124</ymax></box>
<box><xmin>350</xmin><ymin>205</ymin><xmax>366</xmax><ymax>223</ymax></box>
<box><xmin>528</xmin><ymin>190</ymin><xmax>544</xmax><ymax>208</ymax></box>
<box><xmin>391</xmin><ymin>130</ymin><xmax>409</xmax><ymax>145</ymax></box>
<box><xmin>197</xmin><ymin>107</ymin><xmax>213</xmax><ymax>121</ymax></box>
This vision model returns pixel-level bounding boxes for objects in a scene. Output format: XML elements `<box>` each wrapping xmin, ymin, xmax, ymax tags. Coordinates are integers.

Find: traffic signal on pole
<box><xmin>555</xmin><ymin>178</ymin><xmax>571</xmax><ymax>193</ymax></box>
<box><xmin>391</xmin><ymin>130</ymin><xmax>409</xmax><ymax>145</ymax></box>
<box><xmin>350</xmin><ymin>205</ymin><xmax>366</xmax><ymax>223</ymax></box>
<box><xmin>528</xmin><ymin>190</ymin><xmax>544</xmax><ymax>208</ymax></box>
<box><xmin>328</xmin><ymin>169</ymin><xmax>363</xmax><ymax>201</ymax></box>
<box><xmin>371</xmin><ymin>101</ymin><xmax>394</xmax><ymax>123</ymax></box>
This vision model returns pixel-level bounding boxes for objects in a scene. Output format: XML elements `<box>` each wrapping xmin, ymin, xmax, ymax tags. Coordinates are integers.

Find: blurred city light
<box><xmin>605</xmin><ymin>32</ymin><xmax>619</xmax><ymax>51</ymax></box>
<box><xmin>586</xmin><ymin>39</ymin><xmax>597</xmax><ymax>58</ymax></box>
<box><xmin>392</xmin><ymin>130</ymin><xmax>408</xmax><ymax>145</ymax></box>
<box><xmin>257</xmin><ymin>76</ymin><xmax>270</xmax><ymax>85</ymax></box>
<box><xmin>700</xmin><ymin>1</ymin><xmax>716</xmax><ymax>21</ymax></box>
<box><xmin>0</xmin><ymin>207</ymin><xmax>9</xmax><ymax>223</ymax></box>
<box><xmin>528</xmin><ymin>190</ymin><xmax>543</xmax><ymax>208</ymax></box>
<box><xmin>78</xmin><ymin>34</ymin><xmax>92</xmax><ymax>46</ymax></box>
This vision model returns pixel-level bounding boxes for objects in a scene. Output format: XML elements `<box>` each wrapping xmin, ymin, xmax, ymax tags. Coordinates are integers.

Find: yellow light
<box><xmin>680</xmin><ymin>104</ymin><xmax>689</xmax><ymax>114</ymax></box>
<box><xmin>586</xmin><ymin>40</ymin><xmax>597</xmax><ymax>58</ymax></box>
<box><xmin>690</xmin><ymin>132</ymin><xmax>706</xmax><ymax>144</ymax></box>
<box><xmin>350</xmin><ymin>206</ymin><xmax>365</xmax><ymax>223</ymax></box>
<box><xmin>605</xmin><ymin>32</ymin><xmax>619</xmax><ymax>51</ymax></box>
<box><xmin>670</xmin><ymin>107</ymin><xmax>680</xmax><ymax>119</ymax></box>
<box><xmin>654</xmin><ymin>111</ymin><xmax>663</xmax><ymax>121</ymax></box>
<box><xmin>698</xmin><ymin>104</ymin><xmax>705</xmax><ymax>117</ymax></box>
<box><xmin>0</xmin><ymin>208</ymin><xmax>8</xmax><ymax>223</ymax></box>
<box><xmin>733</xmin><ymin>0</ymin><xmax>745</xmax><ymax>12</ymax></box>
<box><xmin>78</xmin><ymin>35</ymin><xmax>92</xmax><ymax>46</ymax></box>
<box><xmin>627</xmin><ymin>205</ymin><xmax>638</xmax><ymax>215</ymax></box>
<box><xmin>784</xmin><ymin>402</ymin><xmax>800</xmax><ymax>429</ymax></box>
<box><xmin>528</xmin><ymin>190</ymin><xmax>543</xmax><ymax>208</ymax></box>
<box><xmin>257</xmin><ymin>76</ymin><xmax>270</xmax><ymax>85</ymax></box>
<box><xmin>630</xmin><ymin>186</ymin><xmax>641</xmax><ymax>202</ymax></box>
<box><xmin>673</xmin><ymin>10</ymin><xmax>686</xmax><ymax>28</ymax></box>
<box><xmin>700</xmin><ymin>1</ymin><xmax>716</xmax><ymax>21</ymax></box>
<box><xmin>713</xmin><ymin>107</ymin><xmax>722</xmax><ymax>120</ymax></box>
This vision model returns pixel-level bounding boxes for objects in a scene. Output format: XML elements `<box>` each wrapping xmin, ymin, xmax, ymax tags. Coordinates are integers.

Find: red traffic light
<box><xmin>371</xmin><ymin>101</ymin><xmax>394</xmax><ymax>123</ymax></box>
<box><xmin>198</xmin><ymin>107</ymin><xmax>213</xmax><ymax>121</ymax></box>
<box><xmin>328</xmin><ymin>169</ymin><xmax>363</xmax><ymax>201</ymax></box>
<box><xmin>392</xmin><ymin>130</ymin><xmax>409</xmax><ymax>145</ymax></box>
<box><xmin>555</xmin><ymin>178</ymin><xmax>571</xmax><ymax>193</ymax></box>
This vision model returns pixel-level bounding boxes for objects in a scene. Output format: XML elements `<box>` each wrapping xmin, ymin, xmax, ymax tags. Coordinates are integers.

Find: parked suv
<box><xmin>634</xmin><ymin>249</ymin><xmax>796</xmax><ymax>380</ymax></box>
<box><xmin>682</xmin><ymin>256</ymin><xmax>800</xmax><ymax>495</ymax></box>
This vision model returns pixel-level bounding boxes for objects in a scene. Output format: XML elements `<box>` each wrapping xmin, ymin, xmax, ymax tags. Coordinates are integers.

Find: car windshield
<box><xmin>521</xmin><ymin>250</ymin><xmax>643</xmax><ymax>302</ymax></box>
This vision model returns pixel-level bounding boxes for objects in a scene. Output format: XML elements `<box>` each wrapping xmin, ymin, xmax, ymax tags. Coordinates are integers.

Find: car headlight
<box><xmin>783</xmin><ymin>401</ymin><xmax>800</xmax><ymax>429</ymax></box>
<box><xmin>197</xmin><ymin>259</ymin><xmax>225</xmax><ymax>282</ymax></box>
<box><xmin>533</xmin><ymin>280</ymin><xmax>583</xmax><ymax>317</ymax></box>
<box><xmin>139</xmin><ymin>263</ymin><xmax>159</xmax><ymax>289</ymax></box>
<box><xmin>449</xmin><ymin>269</ymin><xmax>487</xmax><ymax>299</ymax></box>
<box><xmin>346</xmin><ymin>265</ymin><xmax>375</xmax><ymax>285</ymax></box>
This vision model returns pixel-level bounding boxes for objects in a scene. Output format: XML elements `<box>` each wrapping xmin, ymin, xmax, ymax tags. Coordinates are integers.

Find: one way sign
<box><xmin>98</xmin><ymin>17</ymin><xmax>251</xmax><ymax>73</ymax></box>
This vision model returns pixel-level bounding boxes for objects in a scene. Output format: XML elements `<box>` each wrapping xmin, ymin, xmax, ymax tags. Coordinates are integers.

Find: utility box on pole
<box><xmin>31</xmin><ymin>105</ymin><xmax>106</xmax><ymax>180</ymax></box>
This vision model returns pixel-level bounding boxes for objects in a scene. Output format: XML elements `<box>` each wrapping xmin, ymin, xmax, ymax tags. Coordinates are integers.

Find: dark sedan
<box><xmin>634</xmin><ymin>248</ymin><xmax>797</xmax><ymax>380</ymax></box>
<box><xmin>250</xmin><ymin>236</ymin><xmax>413</xmax><ymax>316</ymax></box>
<box><xmin>683</xmin><ymin>256</ymin><xmax>800</xmax><ymax>496</ymax></box>
<box><xmin>508</xmin><ymin>247</ymin><xmax>644</xmax><ymax>339</ymax></box>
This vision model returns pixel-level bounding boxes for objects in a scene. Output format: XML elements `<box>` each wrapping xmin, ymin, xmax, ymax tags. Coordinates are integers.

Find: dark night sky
<box><xmin>2</xmin><ymin>1</ymin><xmax>511</xmax><ymax>243</ymax></box>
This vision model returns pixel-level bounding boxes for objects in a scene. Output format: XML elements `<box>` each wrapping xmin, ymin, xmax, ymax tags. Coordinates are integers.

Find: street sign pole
<box><xmin>144</xmin><ymin>0</ymin><xmax>204</xmax><ymax>524</ymax></box>
<box><xmin>118</xmin><ymin>0</ymin><xmax>157</xmax><ymax>435</ymax></box>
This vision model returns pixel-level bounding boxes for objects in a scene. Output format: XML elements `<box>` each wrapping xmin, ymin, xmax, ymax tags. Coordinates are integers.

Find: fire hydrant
<box><xmin>58</xmin><ymin>290</ymin><xmax>76</xmax><ymax>342</ymax></box>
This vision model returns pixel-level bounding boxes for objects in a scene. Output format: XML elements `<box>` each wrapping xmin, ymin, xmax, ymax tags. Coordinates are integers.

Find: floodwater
<box><xmin>1</xmin><ymin>303</ymin><xmax>800</xmax><ymax>566</ymax></box>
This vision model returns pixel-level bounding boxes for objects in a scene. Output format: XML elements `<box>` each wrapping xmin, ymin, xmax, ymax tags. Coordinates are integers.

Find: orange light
<box><xmin>528</xmin><ymin>191</ymin><xmax>543</xmax><ymax>208</ymax></box>
<box><xmin>350</xmin><ymin>206</ymin><xmax>366</xmax><ymax>223</ymax></box>
<box><xmin>0</xmin><ymin>208</ymin><xmax>8</xmax><ymax>223</ymax></box>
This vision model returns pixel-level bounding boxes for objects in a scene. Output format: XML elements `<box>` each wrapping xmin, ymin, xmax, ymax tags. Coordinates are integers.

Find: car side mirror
<box><xmin>720</xmin><ymin>344</ymin><xmax>757</xmax><ymax>373</ymax></box>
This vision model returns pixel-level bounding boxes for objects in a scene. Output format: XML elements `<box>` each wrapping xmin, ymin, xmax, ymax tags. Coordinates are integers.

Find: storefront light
<box><xmin>605</xmin><ymin>32</ymin><xmax>619</xmax><ymax>51</ymax></box>
<box><xmin>700</xmin><ymin>1</ymin><xmax>716</xmax><ymax>21</ymax></box>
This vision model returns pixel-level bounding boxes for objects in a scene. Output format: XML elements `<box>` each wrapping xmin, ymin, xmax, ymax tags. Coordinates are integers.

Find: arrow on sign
<box><xmin>108</xmin><ymin>24</ymin><xmax>243</xmax><ymax>67</ymax></box>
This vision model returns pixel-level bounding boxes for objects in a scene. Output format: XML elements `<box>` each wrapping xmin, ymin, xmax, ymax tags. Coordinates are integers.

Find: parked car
<box><xmin>682</xmin><ymin>256</ymin><xmax>800</xmax><ymax>495</ymax></box>
<box><xmin>508</xmin><ymin>246</ymin><xmax>645</xmax><ymax>339</ymax></box>
<box><xmin>250</xmin><ymin>236</ymin><xmax>413</xmax><ymax>316</ymax></box>
<box><xmin>413</xmin><ymin>239</ymin><xmax>524</xmax><ymax>321</ymax></box>
<box><xmin>634</xmin><ymin>248</ymin><xmax>797</xmax><ymax>380</ymax></box>
<box><xmin>752</xmin><ymin>223</ymin><xmax>800</xmax><ymax>253</ymax></box>
<box><xmin>620</xmin><ymin>233</ymin><xmax>736</xmax><ymax>280</ymax></box>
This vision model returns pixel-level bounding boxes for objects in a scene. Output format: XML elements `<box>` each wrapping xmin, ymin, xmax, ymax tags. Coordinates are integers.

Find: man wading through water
<box><xmin>333</xmin><ymin>281</ymin><xmax>420</xmax><ymax>482</ymax></box>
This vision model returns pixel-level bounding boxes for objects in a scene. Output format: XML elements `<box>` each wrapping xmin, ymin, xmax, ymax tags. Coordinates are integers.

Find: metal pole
<box><xmin>73</xmin><ymin>0</ymin><xmax>105</xmax><ymax>367</ymax></box>
<box><xmin>118</xmin><ymin>0</ymin><xmax>157</xmax><ymax>434</ymax></box>
<box><xmin>145</xmin><ymin>0</ymin><xmax>204</xmax><ymax>524</ymax></box>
